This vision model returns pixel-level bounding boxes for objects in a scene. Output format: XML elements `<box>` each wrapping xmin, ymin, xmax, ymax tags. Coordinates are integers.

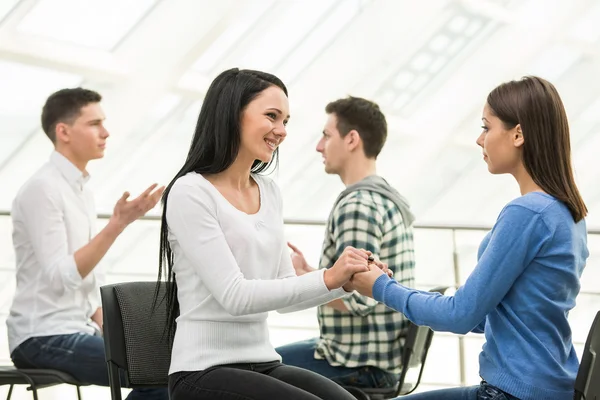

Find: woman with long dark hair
<box><xmin>157</xmin><ymin>68</ymin><xmax>367</xmax><ymax>400</ymax></box>
<box><xmin>352</xmin><ymin>76</ymin><xmax>589</xmax><ymax>400</ymax></box>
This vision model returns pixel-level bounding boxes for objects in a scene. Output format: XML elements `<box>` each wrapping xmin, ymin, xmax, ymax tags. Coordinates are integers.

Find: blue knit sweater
<box><xmin>373</xmin><ymin>192</ymin><xmax>588</xmax><ymax>400</ymax></box>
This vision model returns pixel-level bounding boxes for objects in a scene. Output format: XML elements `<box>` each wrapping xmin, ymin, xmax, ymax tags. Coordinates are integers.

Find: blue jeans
<box><xmin>276</xmin><ymin>338</ymin><xmax>399</xmax><ymax>389</ymax></box>
<box><xmin>399</xmin><ymin>381</ymin><xmax>520</xmax><ymax>400</ymax></box>
<box><xmin>11</xmin><ymin>333</ymin><xmax>168</xmax><ymax>400</ymax></box>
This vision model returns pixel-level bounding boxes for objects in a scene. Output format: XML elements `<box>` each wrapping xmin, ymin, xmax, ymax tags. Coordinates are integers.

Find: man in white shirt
<box><xmin>7</xmin><ymin>88</ymin><xmax>167</xmax><ymax>400</ymax></box>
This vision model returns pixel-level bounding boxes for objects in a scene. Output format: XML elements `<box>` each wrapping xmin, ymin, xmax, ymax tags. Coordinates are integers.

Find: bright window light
<box><xmin>276</xmin><ymin>0</ymin><xmax>367</xmax><ymax>82</ymax></box>
<box><xmin>393</xmin><ymin>71</ymin><xmax>414</xmax><ymax>89</ymax></box>
<box><xmin>0</xmin><ymin>0</ymin><xmax>19</xmax><ymax>23</ymax></box>
<box><xmin>0</xmin><ymin>60</ymin><xmax>81</xmax><ymax>172</ymax></box>
<box><xmin>392</xmin><ymin>93</ymin><xmax>411</xmax><ymax>110</ymax></box>
<box><xmin>568</xmin><ymin>1</ymin><xmax>600</xmax><ymax>44</ymax></box>
<box><xmin>464</xmin><ymin>19</ymin><xmax>483</xmax><ymax>37</ymax></box>
<box><xmin>409</xmin><ymin>75</ymin><xmax>430</xmax><ymax>91</ymax></box>
<box><xmin>0</xmin><ymin>60</ymin><xmax>81</xmax><ymax>115</ymax></box>
<box><xmin>376</xmin><ymin>7</ymin><xmax>493</xmax><ymax>114</ymax></box>
<box><xmin>578</xmin><ymin>97</ymin><xmax>600</xmax><ymax>123</ymax></box>
<box><xmin>429</xmin><ymin>34</ymin><xmax>451</xmax><ymax>52</ymax></box>
<box><xmin>17</xmin><ymin>0</ymin><xmax>157</xmax><ymax>50</ymax></box>
<box><xmin>448</xmin><ymin>15</ymin><xmax>469</xmax><ymax>33</ymax></box>
<box><xmin>428</xmin><ymin>56</ymin><xmax>448</xmax><ymax>74</ymax></box>
<box><xmin>238</xmin><ymin>0</ymin><xmax>337</xmax><ymax>72</ymax></box>
<box><xmin>379</xmin><ymin>89</ymin><xmax>397</xmax><ymax>105</ymax></box>
<box><xmin>527</xmin><ymin>45</ymin><xmax>580</xmax><ymax>81</ymax></box>
<box><xmin>411</xmin><ymin>52</ymin><xmax>433</xmax><ymax>71</ymax></box>
<box><xmin>128</xmin><ymin>94</ymin><xmax>181</xmax><ymax>140</ymax></box>
<box><xmin>190</xmin><ymin>0</ymin><xmax>275</xmax><ymax>74</ymax></box>
<box><xmin>446</xmin><ymin>37</ymin><xmax>467</xmax><ymax>55</ymax></box>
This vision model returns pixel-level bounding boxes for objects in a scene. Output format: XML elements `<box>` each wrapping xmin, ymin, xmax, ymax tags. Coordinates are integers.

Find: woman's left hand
<box><xmin>370</xmin><ymin>257</ymin><xmax>392</xmax><ymax>278</ymax></box>
<box><xmin>350</xmin><ymin>264</ymin><xmax>387</xmax><ymax>298</ymax></box>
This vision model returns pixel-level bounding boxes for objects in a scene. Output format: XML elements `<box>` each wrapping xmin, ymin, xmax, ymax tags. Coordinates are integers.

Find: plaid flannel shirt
<box><xmin>315</xmin><ymin>189</ymin><xmax>415</xmax><ymax>373</ymax></box>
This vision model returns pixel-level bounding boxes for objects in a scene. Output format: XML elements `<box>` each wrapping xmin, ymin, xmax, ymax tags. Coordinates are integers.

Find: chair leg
<box><xmin>76</xmin><ymin>385</ymin><xmax>82</xmax><ymax>400</ymax></box>
<box><xmin>107</xmin><ymin>361</ymin><xmax>123</xmax><ymax>400</ymax></box>
<box><xmin>31</xmin><ymin>387</ymin><xmax>38</xmax><ymax>400</ymax></box>
<box><xmin>6</xmin><ymin>384</ymin><xmax>14</xmax><ymax>400</ymax></box>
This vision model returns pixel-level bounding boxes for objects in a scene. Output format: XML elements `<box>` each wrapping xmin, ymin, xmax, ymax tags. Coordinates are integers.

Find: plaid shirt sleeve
<box><xmin>330</xmin><ymin>195</ymin><xmax>384</xmax><ymax>317</ymax></box>
<box><xmin>317</xmin><ymin>190</ymin><xmax>415</xmax><ymax>372</ymax></box>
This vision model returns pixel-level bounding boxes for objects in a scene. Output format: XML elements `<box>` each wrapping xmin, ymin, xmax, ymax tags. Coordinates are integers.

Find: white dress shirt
<box><xmin>167</xmin><ymin>172</ymin><xmax>348</xmax><ymax>373</ymax></box>
<box><xmin>7</xmin><ymin>151</ymin><xmax>104</xmax><ymax>354</ymax></box>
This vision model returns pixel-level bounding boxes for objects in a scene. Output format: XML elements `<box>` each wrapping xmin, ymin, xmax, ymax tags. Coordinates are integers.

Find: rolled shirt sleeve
<box><xmin>15</xmin><ymin>179</ymin><xmax>83</xmax><ymax>295</ymax></box>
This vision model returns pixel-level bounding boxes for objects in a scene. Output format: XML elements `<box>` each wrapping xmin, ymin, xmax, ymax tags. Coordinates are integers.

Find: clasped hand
<box><xmin>288</xmin><ymin>243</ymin><xmax>391</xmax><ymax>297</ymax></box>
<box><xmin>331</xmin><ymin>247</ymin><xmax>391</xmax><ymax>297</ymax></box>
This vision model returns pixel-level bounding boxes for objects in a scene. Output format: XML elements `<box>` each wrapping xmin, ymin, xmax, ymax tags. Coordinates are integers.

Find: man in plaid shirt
<box><xmin>277</xmin><ymin>96</ymin><xmax>416</xmax><ymax>389</ymax></box>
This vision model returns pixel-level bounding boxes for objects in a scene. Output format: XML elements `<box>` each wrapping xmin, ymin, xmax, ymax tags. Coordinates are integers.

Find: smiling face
<box><xmin>239</xmin><ymin>85</ymin><xmax>290</xmax><ymax>163</ymax></box>
<box><xmin>476</xmin><ymin>103</ymin><xmax>524</xmax><ymax>175</ymax></box>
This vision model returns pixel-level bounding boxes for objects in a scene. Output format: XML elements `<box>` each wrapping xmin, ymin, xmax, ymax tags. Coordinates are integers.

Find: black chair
<box><xmin>574</xmin><ymin>310</ymin><xmax>600</xmax><ymax>400</ymax></box>
<box><xmin>345</xmin><ymin>287</ymin><xmax>448</xmax><ymax>400</ymax></box>
<box><xmin>0</xmin><ymin>366</ymin><xmax>83</xmax><ymax>400</ymax></box>
<box><xmin>100</xmin><ymin>281</ymin><xmax>173</xmax><ymax>400</ymax></box>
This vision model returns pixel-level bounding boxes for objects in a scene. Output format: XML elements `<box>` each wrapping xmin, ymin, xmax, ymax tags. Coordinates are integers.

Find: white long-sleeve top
<box><xmin>7</xmin><ymin>151</ymin><xmax>104</xmax><ymax>354</ymax></box>
<box><xmin>167</xmin><ymin>172</ymin><xmax>346</xmax><ymax>373</ymax></box>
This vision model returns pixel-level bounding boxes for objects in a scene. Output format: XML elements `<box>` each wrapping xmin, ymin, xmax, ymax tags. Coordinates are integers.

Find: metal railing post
<box><xmin>451</xmin><ymin>229</ymin><xmax>467</xmax><ymax>386</ymax></box>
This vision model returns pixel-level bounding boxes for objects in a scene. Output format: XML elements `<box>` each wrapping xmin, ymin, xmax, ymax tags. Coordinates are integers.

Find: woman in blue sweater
<box><xmin>352</xmin><ymin>76</ymin><xmax>589</xmax><ymax>400</ymax></box>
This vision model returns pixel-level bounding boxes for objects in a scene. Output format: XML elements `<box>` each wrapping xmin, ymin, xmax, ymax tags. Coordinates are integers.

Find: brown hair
<box><xmin>41</xmin><ymin>87</ymin><xmax>102</xmax><ymax>143</ymax></box>
<box><xmin>487</xmin><ymin>76</ymin><xmax>587</xmax><ymax>222</ymax></box>
<box><xmin>325</xmin><ymin>96</ymin><xmax>387</xmax><ymax>158</ymax></box>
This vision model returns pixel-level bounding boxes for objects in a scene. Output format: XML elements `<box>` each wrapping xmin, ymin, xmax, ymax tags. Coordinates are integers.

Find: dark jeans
<box><xmin>11</xmin><ymin>333</ymin><xmax>168</xmax><ymax>400</ymax></box>
<box><xmin>400</xmin><ymin>381</ymin><xmax>520</xmax><ymax>400</ymax></box>
<box><xmin>276</xmin><ymin>338</ymin><xmax>399</xmax><ymax>389</ymax></box>
<box><xmin>169</xmin><ymin>360</ymin><xmax>357</xmax><ymax>400</ymax></box>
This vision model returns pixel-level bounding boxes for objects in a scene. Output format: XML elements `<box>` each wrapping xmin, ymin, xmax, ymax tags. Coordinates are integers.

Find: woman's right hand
<box><xmin>323</xmin><ymin>246</ymin><xmax>369</xmax><ymax>290</ymax></box>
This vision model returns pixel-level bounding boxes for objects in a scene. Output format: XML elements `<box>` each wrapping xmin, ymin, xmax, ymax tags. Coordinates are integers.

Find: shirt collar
<box><xmin>49</xmin><ymin>151</ymin><xmax>90</xmax><ymax>190</ymax></box>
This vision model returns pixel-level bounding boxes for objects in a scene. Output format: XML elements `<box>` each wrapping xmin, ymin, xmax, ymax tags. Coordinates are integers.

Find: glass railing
<box><xmin>0</xmin><ymin>212</ymin><xmax>598</xmax><ymax>392</ymax></box>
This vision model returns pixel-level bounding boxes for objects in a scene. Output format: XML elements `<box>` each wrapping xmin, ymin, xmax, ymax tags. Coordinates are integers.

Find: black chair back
<box><xmin>100</xmin><ymin>281</ymin><xmax>173</xmax><ymax>400</ymax></box>
<box><xmin>574</xmin><ymin>310</ymin><xmax>600</xmax><ymax>400</ymax></box>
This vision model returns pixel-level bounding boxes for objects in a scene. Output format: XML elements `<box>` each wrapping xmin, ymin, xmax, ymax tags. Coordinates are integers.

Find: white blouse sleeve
<box><xmin>167</xmin><ymin>181</ymin><xmax>337</xmax><ymax>317</ymax></box>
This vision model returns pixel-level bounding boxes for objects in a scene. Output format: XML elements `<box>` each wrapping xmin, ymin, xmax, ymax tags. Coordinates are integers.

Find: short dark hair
<box><xmin>41</xmin><ymin>88</ymin><xmax>102</xmax><ymax>143</ymax></box>
<box><xmin>325</xmin><ymin>96</ymin><xmax>387</xmax><ymax>158</ymax></box>
<box><xmin>487</xmin><ymin>76</ymin><xmax>587</xmax><ymax>222</ymax></box>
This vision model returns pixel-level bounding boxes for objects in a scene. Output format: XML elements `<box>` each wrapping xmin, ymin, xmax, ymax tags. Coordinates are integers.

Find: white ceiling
<box><xmin>0</xmin><ymin>0</ymin><xmax>599</xmax><ymax>227</ymax></box>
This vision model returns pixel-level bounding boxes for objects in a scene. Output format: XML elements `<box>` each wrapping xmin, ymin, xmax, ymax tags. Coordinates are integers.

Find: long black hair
<box><xmin>154</xmin><ymin>68</ymin><xmax>288</xmax><ymax>339</ymax></box>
